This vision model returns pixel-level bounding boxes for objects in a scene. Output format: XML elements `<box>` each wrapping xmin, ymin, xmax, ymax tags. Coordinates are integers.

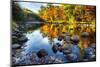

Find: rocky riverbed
<box><xmin>12</xmin><ymin>29</ymin><xmax>96</xmax><ymax>66</ymax></box>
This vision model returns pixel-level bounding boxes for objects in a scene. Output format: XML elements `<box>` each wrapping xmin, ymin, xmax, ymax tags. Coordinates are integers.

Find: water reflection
<box><xmin>24</xmin><ymin>29</ymin><xmax>65</xmax><ymax>59</ymax></box>
<box><xmin>15</xmin><ymin>23</ymin><xmax>96</xmax><ymax>65</ymax></box>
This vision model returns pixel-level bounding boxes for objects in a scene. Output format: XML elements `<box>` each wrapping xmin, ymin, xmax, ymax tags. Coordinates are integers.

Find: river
<box><xmin>21</xmin><ymin>29</ymin><xmax>67</xmax><ymax>62</ymax></box>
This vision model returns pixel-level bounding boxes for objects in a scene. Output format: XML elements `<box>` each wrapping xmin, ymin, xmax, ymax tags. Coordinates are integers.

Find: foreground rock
<box><xmin>37</xmin><ymin>49</ymin><xmax>48</xmax><ymax>58</ymax></box>
<box><xmin>14</xmin><ymin>52</ymin><xmax>64</xmax><ymax>65</ymax></box>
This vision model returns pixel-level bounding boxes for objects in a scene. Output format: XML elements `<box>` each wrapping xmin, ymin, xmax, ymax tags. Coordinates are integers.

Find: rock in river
<box><xmin>12</xmin><ymin>44</ymin><xmax>21</xmax><ymax>49</ymax></box>
<box><xmin>52</xmin><ymin>45</ymin><xmax>59</xmax><ymax>53</ymax></box>
<box><xmin>19</xmin><ymin>36</ymin><xmax>28</xmax><ymax>43</ymax></box>
<box><xmin>81</xmin><ymin>32</ymin><xmax>89</xmax><ymax>38</ymax></box>
<box><xmin>71</xmin><ymin>35</ymin><xmax>79</xmax><ymax>44</ymax></box>
<box><xmin>63</xmin><ymin>48</ymin><xmax>71</xmax><ymax>55</ymax></box>
<box><xmin>37</xmin><ymin>49</ymin><xmax>48</xmax><ymax>58</ymax></box>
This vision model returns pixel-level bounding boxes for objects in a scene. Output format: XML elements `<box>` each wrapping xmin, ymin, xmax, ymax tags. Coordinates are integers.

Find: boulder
<box><xmin>84</xmin><ymin>47</ymin><xmax>96</xmax><ymax>60</ymax></box>
<box><xmin>52</xmin><ymin>45</ymin><xmax>59</xmax><ymax>53</ymax></box>
<box><xmin>64</xmin><ymin>36</ymin><xmax>71</xmax><ymax>43</ymax></box>
<box><xmin>66</xmin><ymin>32</ymin><xmax>71</xmax><ymax>36</ymax></box>
<box><xmin>12</xmin><ymin>36</ymin><xmax>17</xmax><ymax>39</ymax></box>
<box><xmin>19</xmin><ymin>36</ymin><xmax>28</xmax><ymax>42</ymax></box>
<box><xmin>58</xmin><ymin>32</ymin><xmax>66</xmax><ymax>41</ymax></box>
<box><xmin>12</xmin><ymin>44</ymin><xmax>21</xmax><ymax>49</ymax></box>
<box><xmin>37</xmin><ymin>49</ymin><xmax>48</xmax><ymax>58</ymax></box>
<box><xmin>67</xmin><ymin>53</ymin><xmax>79</xmax><ymax>62</ymax></box>
<box><xmin>56</xmin><ymin>43</ymin><xmax>61</xmax><ymax>47</ymax></box>
<box><xmin>63</xmin><ymin>48</ymin><xmax>71</xmax><ymax>55</ymax></box>
<box><xmin>81</xmin><ymin>32</ymin><xmax>89</xmax><ymax>38</ymax></box>
<box><xmin>58</xmin><ymin>36</ymin><xmax>63</xmax><ymax>41</ymax></box>
<box><xmin>71</xmin><ymin>35</ymin><xmax>79</xmax><ymax>44</ymax></box>
<box><xmin>90</xmin><ymin>43</ymin><xmax>96</xmax><ymax>49</ymax></box>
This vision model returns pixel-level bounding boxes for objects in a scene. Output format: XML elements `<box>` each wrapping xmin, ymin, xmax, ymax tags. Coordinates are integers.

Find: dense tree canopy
<box><xmin>12</xmin><ymin>2</ymin><xmax>96</xmax><ymax>38</ymax></box>
<box><xmin>39</xmin><ymin>4</ymin><xmax>96</xmax><ymax>23</ymax></box>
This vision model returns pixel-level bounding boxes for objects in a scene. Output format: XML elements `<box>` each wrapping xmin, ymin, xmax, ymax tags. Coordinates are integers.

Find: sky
<box><xmin>17</xmin><ymin>2</ymin><xmax>61</xmax><ymax>14</ymax></box>
<box><xmin>18</xmin><ymin>2</ymin><xmax>44</xmax><ymax>13</ymax></box>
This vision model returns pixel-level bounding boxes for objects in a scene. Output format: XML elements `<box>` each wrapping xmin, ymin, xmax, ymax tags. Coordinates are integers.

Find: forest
<box><xmin>12</xmin><ymin>2</ymin><xmax>96</xmax><ymax>38</ymax></box>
